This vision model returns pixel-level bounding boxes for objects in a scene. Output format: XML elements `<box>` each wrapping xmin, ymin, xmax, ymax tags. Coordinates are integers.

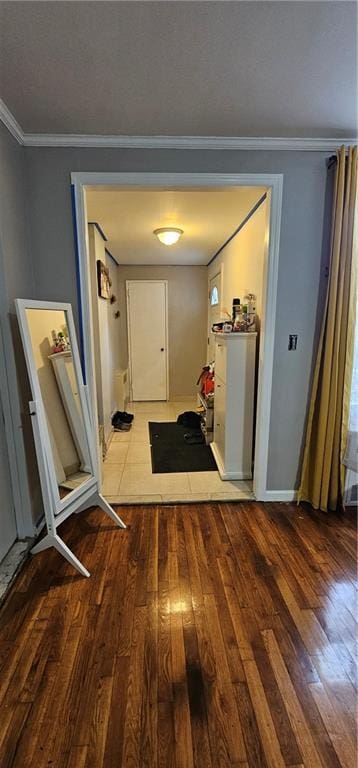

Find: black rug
<box><xmin>149</xmin><ymin>422</ymin><xmax>217</xmax><ymax>474</ymax></box>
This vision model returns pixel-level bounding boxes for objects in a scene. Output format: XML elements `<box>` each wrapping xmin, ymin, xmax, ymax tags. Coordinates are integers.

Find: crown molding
<box><xmin>22</xmin><ymin>134</ymin><xmax>357</xmax><ymax>151</ymax></box>
<box><xmin>0</xmin><ymin>99</ymin><xmax>24</xmax><ymax>145</ymax></box>
<box><xmin>1</xmin><ymin>99</ymin><xmax>356</xmax><ymax>151</ymax></box>
<box><xmin>88</xmin><ymin>221</ymin><xmax>107</xmax><ymax>242</ymax></box>
<box><xmin>105</xmin><ymin>248</ymin><xmax>120</xmax><ymax>267</ymax></box>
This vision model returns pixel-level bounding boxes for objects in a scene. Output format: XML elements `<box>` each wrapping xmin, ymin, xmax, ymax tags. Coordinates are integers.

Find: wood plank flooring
<box><xmin>0</xmin><ymin>501</ymin><xmax>356</xmax><ymax>768</ymax></box>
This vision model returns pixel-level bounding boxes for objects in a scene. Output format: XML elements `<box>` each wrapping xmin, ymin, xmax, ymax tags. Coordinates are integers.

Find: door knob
<box><xmin>161</xmin><ymin>347</ymin><xmax>164</xmax><ymax>351</ymax></box>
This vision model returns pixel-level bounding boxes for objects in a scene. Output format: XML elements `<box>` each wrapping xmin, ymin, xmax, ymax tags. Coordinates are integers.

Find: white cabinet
<box><xmin>211</xmin><ymin>333</ymin><xmax>257</xmax><ymax>480</ymax></box>
<box><xmin>214</xmin><ymin>377</ymin><xmax>226</xmax><ymax>458</ymax></box>
<box><xmin>215</xmin><ymin>341</ymin><xmax>227</xmax><ymax>382</ymax></box>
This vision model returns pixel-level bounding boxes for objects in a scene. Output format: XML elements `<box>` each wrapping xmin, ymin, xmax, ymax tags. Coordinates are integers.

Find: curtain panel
<box><xmin>299</xmin><ymin>146</ymin><xmax>357</xmax><ymax>512</ymax></box>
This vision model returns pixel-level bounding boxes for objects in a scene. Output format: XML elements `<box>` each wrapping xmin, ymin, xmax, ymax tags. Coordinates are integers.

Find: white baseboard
<box><xmin>210</xmin><ymin>442</ymin><xmax>252</xmax><ymax>480</ymax></box>
<box><xmin>258</xmin><ymin>489</ymin><xmax>298</xmax><ymax>502</ymax></box>
<box><xmin>169</xmin><ymin>395</ymin><xmax>197</xmax><ymax>402</ymax></box>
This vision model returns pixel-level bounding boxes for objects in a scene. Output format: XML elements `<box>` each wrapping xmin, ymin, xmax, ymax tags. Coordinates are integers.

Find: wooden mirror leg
<box><xmin>31</xmin><ymin>533</ymin><xmax>90</xmax><ymax>578</ymax></box>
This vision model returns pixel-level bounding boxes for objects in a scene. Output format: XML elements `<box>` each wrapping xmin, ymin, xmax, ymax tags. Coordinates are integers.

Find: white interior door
<box><xmin>208</xmin><ymin>271</ymin><xmax>222</xmax><ymax>362</ymax></box>
<box><xmin>127</xmin><ymin>280</ymin><xmax>168</xmax><ymax>401</ymax></box>
<box><xmin>0</xmin><ymin>397</ymin><xmax>17</xmax><ymax>563</ymax></box>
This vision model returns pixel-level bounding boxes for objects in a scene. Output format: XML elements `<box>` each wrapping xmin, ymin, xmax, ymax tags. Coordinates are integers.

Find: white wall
<box><xmin>88</xmin><ymin>224</ymin><xmax>121</xmax><ymax>442</ymax></box>
<box><xmin>105</xmin><ymin>250</ymin><xmax>121</xmax><ymax>416</ymax></box>
<box><xmin>208</xmin><ymin>197</ymin><xmax>268</xmax><ymax>323</ymax></box>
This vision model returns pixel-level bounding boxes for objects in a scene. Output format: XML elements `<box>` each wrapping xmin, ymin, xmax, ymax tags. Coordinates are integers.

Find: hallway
<box><xmin>102</xmin><ymin>401</ymin><xmax>254</xmax><ymax>503</ymax></box>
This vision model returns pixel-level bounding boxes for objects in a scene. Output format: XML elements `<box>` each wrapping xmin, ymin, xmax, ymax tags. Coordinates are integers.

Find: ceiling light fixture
<box><xmin>153</xmin><ymin>227</ymin><xmax>183</xmax><ymax>246</ymax></box>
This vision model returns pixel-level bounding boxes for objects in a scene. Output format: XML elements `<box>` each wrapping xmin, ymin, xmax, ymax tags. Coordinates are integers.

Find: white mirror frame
<box><xmin>15</xmin><ymin>299</ymin><xmax>126</xmax><ymax>577</ymax></box>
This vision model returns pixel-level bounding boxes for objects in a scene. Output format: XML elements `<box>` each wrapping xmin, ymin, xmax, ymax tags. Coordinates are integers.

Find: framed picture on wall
<box><xmin>97</xmin><ymin>260</ymin><xmax>111</xmax><ymax>299</ymax></box>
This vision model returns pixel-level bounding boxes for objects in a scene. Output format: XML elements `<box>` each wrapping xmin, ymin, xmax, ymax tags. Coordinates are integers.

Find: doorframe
<box><xmin>126</xmin><ymin>279</ymin><xmax>169</xmax><ymax>401</ymax></box>
<box><xmin>71</xmin><ymin>171</ymin><xmax>283</xmax><ymax>501</ymax></box>
<box><xmin>207</xmin><ymin>266</ymin><xmax>224</xmax><ymax>362</ymax></box>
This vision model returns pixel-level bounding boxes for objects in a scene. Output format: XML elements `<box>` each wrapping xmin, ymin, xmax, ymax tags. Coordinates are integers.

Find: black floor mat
<box><xmin>149</xmin><ymin>421</ymin><xmax>217</xmax><ymax>474</ymax></box>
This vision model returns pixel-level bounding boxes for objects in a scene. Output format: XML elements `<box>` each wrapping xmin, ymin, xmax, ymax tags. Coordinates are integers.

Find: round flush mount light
<box><xmin>153</xmin><ymin>227</ymin><xmax>183</xmax><ymax>246</ymax></box>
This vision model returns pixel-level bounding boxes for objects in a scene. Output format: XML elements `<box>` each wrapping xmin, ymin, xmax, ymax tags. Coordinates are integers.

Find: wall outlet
<box><xmin>288</xmin><ymin>334</ymin><xmax>298</xmax><ymax>351</ymax></box>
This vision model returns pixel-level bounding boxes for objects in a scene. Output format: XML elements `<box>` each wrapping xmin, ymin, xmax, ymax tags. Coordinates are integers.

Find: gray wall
<box><xmin>24</xmin><ymin>146</ymin><xmax>331</xmax><ymax>491</ymax></box>
<box><xmin>117</xmin><ymin>265</ymin><xmax>208</xmax><ymax>399</ymax></box>
<box><xmin>0</xmin><ymin>122</ymin><xmax>40</xmax><ymax>532</ymax></box>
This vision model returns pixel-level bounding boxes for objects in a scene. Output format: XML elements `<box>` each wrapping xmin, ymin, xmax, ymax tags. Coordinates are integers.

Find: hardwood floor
<box><xmin>0</xmin><ymin>501</ymin><xmax>356</xmax><ymax>768</ymax></box>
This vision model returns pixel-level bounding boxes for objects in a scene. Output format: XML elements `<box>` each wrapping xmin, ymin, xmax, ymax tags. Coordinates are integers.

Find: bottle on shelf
<box><xmin>232</xmin><ymin>297</ymin><xmax>240</xmax><ymax>321</ymax></box>
<box><xmin>243</xmin><ymin>293</ymin><xmax>257</xmax><ymax>332</ymax></box>
<box><xmin>233</xmin><ymin>300</ymin><xmax>246</xmax><ymax>332</ymax></box>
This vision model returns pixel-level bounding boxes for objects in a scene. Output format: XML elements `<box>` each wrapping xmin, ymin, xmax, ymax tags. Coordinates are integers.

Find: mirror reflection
<box><xmin>25</xmin><ymin>309</ymin><xmax>92</xmax><ymax>498</ymax></box>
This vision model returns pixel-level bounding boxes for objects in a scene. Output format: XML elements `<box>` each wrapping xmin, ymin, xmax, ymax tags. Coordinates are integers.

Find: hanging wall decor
<box><xmin>97</xmin><ymin>260</ymin><xmax>111</xmax><ymax>299</ymax></box>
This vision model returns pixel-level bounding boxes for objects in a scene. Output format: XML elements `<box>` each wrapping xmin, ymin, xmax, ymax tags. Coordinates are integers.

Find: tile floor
<box><xmin>102</xmin><ymin>400</ymin><xmax>255</xmax><ymax>504</ymax></box>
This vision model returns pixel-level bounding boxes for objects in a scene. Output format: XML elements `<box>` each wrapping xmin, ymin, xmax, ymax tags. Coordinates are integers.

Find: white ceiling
<box><xmin>85</xmin><ymin>187</ymin><xmax>266</xmax><ymax>265</ymax></box>
<box><xmin>0</xmin><ymin>1</ymin><xmax>356</xmax><ymax>138</ymax></box>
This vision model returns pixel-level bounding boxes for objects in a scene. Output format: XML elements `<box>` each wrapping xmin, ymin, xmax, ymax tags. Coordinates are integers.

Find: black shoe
<box><xmin>112</xmin><ymin>411</ymin><xmax>134</xmax><ymax>425</ymax></box>
<box><xmin>113</xmin><ymin>421</ymin><xmax>131</xmax><ymax>432</ymax></box>
<box><xmin>118</xmin><ymin>411</ymin><xmax>134</xmax><ymax>423</ymax></box>
<box><xmin>112</xmin><ymin>414</ymin><xmax>131</xmax><ymax>431</ymax></box>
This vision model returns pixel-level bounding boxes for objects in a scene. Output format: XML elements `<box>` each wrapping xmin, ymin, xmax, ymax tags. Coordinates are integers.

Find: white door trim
<box><xmin>207</xmin><ymin>267</ymin><xmax>223</xmax><ymax>363</ymax></box>
<box><xmin>71</xmin><ymin>171</ymin><xmax>283</xmax><ymax>501</ymax></box>
<box><xmin>126</xmin><ymin>279</ymin><xmax>169</xmax><ymax>402</ymax></box>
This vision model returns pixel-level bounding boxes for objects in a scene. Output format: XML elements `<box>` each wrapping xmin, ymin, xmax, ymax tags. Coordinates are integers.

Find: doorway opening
<box><xmin>72</xmin><ymin>172</ymin><xmax>283</xmax><ymax>502</ymax></box>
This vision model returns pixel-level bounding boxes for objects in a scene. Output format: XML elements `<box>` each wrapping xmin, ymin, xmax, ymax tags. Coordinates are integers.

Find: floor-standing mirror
<box><xmin>15</xmin><ymin>299</ymin><xmax>126</xmax><ymax>576</ymax></box>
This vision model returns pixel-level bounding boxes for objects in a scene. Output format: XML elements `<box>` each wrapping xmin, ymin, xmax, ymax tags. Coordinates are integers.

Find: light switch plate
<box><xmin>288</xmin><ymin>334</ymin><xmax>298</xmax><ymax>350</ymax></box>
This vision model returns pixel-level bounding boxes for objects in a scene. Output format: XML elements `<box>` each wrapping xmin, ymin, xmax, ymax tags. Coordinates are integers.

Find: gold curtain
<box><xmin>298</xmin><ymin>146</ymin><xmax>358</xmax><ymax>512</ymax></box>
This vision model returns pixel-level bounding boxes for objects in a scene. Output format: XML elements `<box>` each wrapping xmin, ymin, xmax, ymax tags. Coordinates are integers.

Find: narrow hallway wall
<box><xmin>208</xmin><ymin>196</ymin><xmax>268</xmax><ymax>323</ymax></box>
<box><xmin>88</xmin><ymin>224</ymin><xmax>121</xmax><ymax>441</ymax></box>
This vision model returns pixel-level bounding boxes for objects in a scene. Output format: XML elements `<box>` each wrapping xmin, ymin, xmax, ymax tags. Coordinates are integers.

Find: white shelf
<box><xmin>197</xmin><ymin>391</ymin><xmax>214</xmax><ymax>410</ymax></box>
<box><xmin>197</xmin><ymin>391</ymin><xmax>214</xmax><ymax>444</ymax></box>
